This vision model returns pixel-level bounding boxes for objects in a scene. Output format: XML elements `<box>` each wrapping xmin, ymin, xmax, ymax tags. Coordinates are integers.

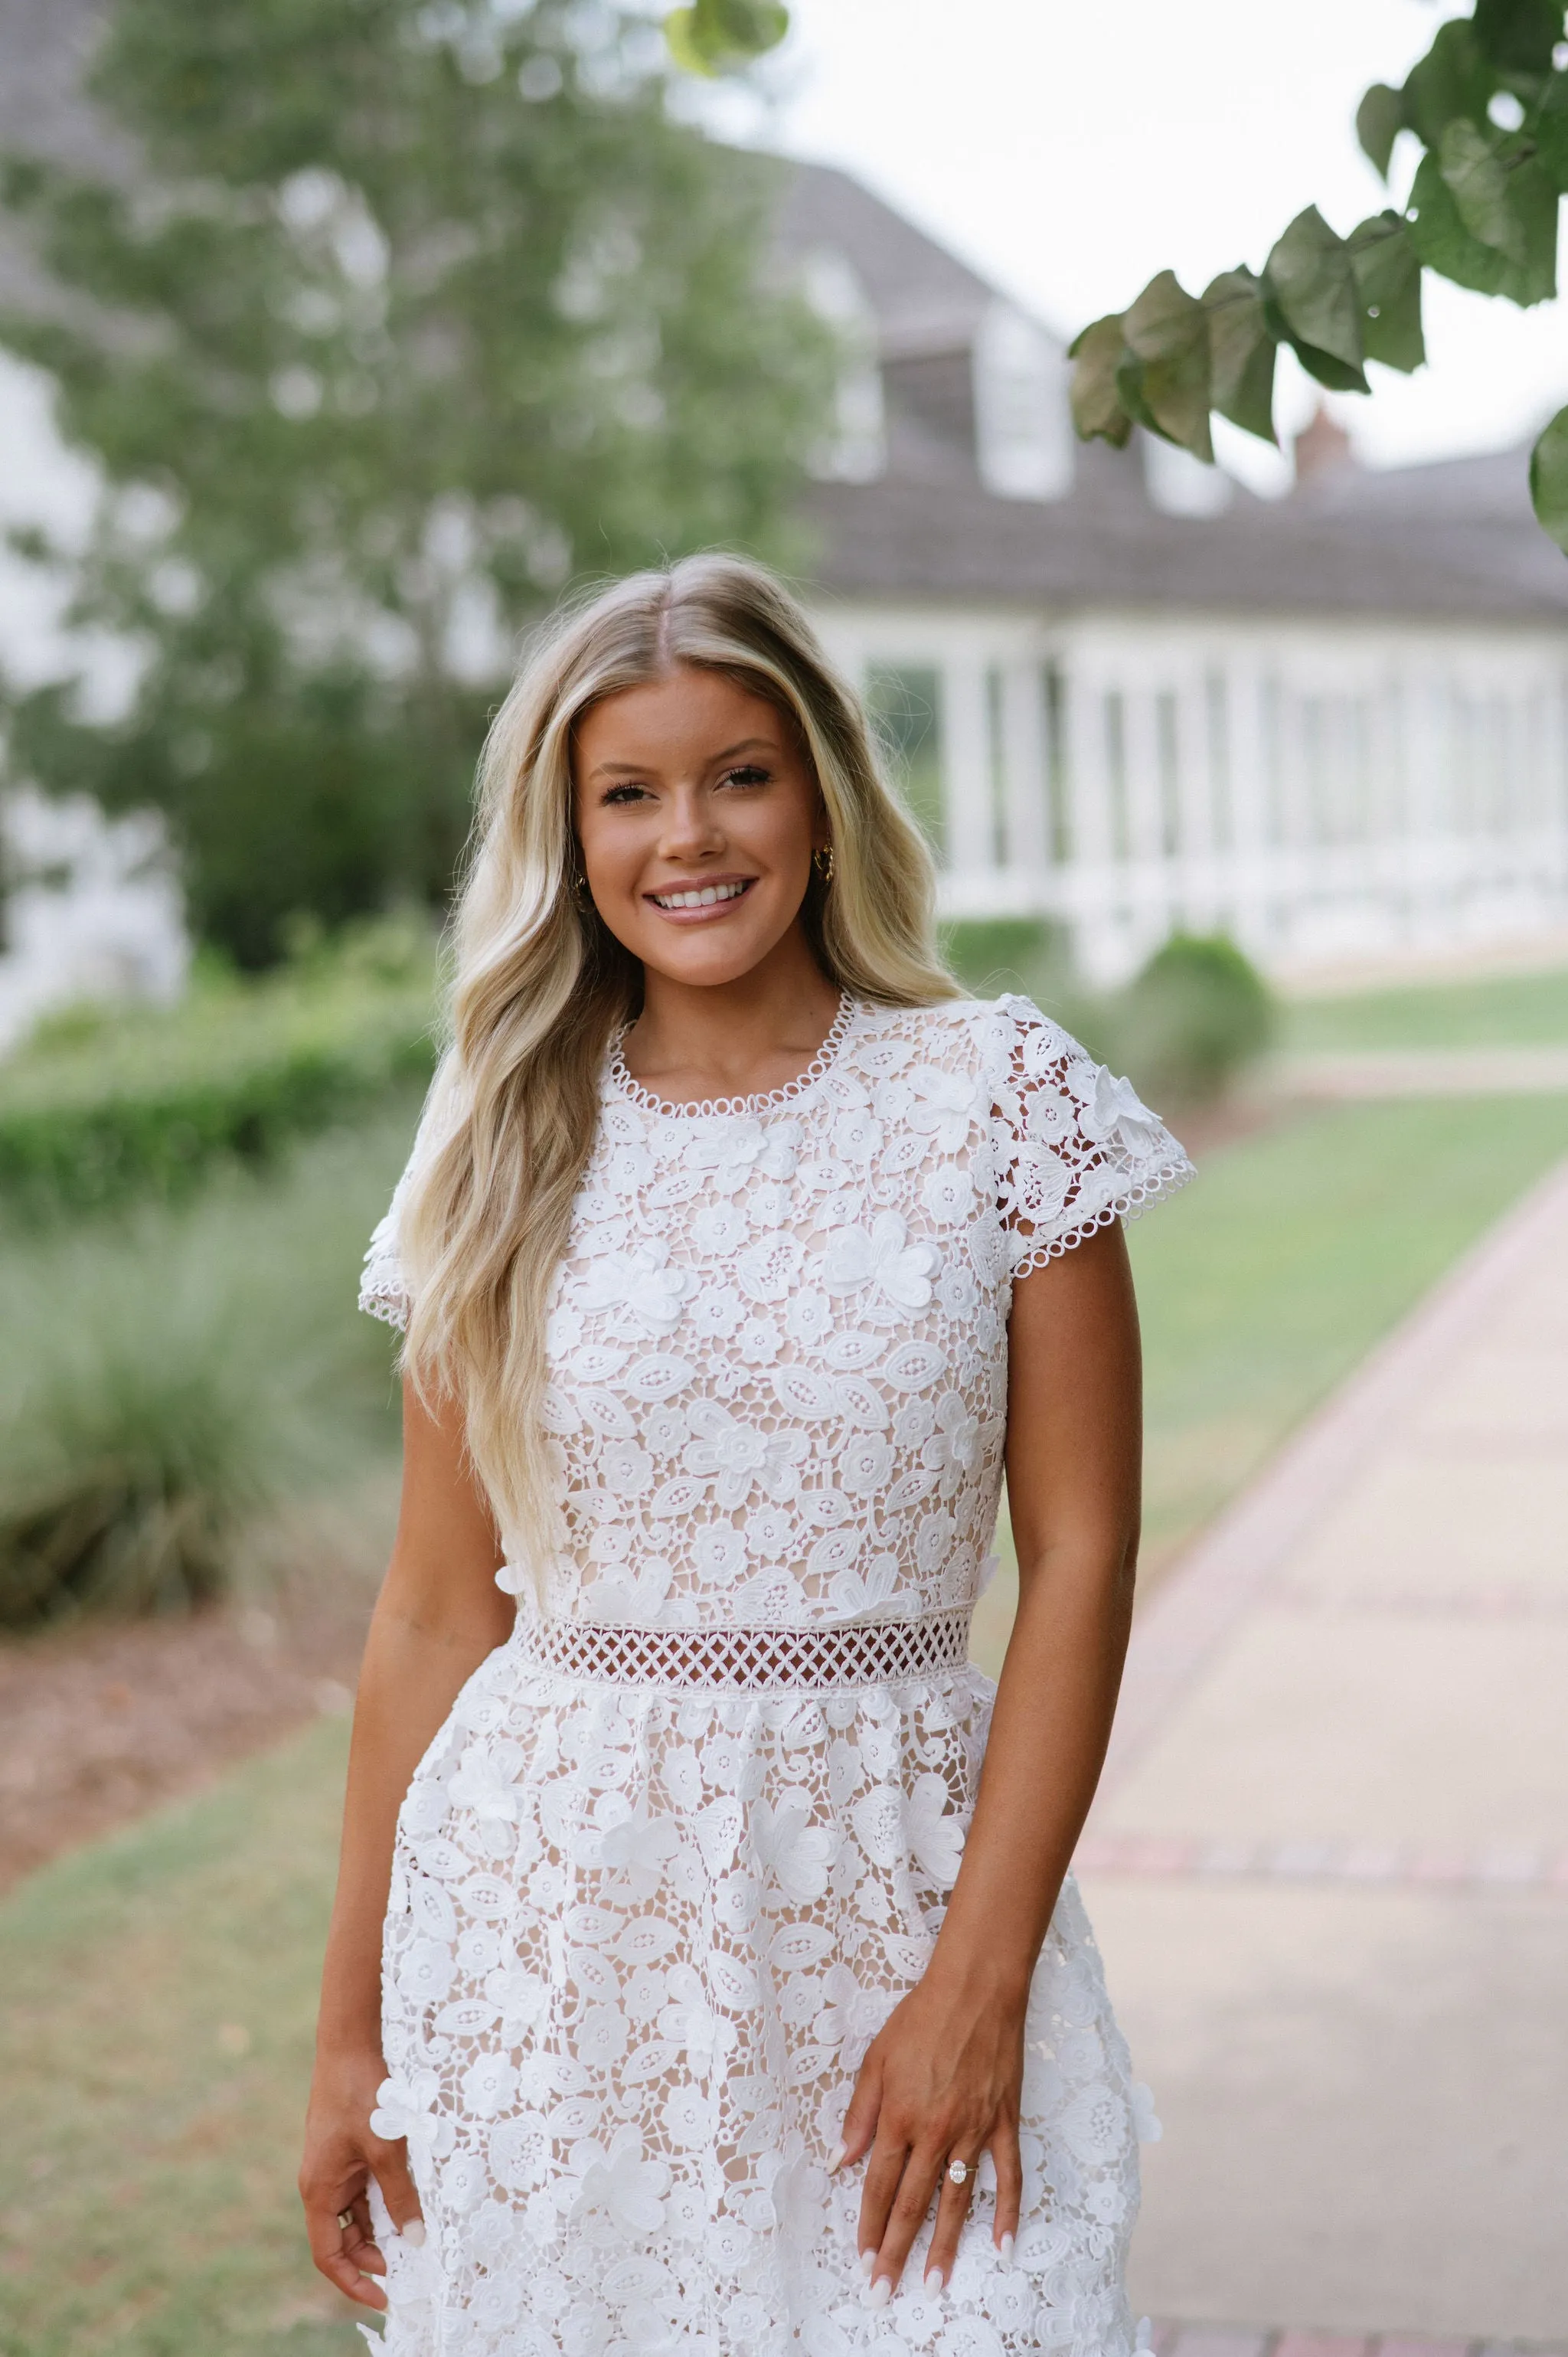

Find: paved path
<box><xmin>1271</xmin><ymin>1046</ymin><xmax>1568</xmax><ymax>1098</ymax></box>
<box><xmin>1074</xmin><ymin>1156</ymin><xmax>1568</xmax><ymax>2344</ymax></box>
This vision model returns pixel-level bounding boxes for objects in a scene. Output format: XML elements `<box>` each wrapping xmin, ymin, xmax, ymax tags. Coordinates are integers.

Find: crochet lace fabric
<box><xmin>358</xmin><ymin>997</ymin><xmax>1189</xmax><ymax>2356</ymax></box>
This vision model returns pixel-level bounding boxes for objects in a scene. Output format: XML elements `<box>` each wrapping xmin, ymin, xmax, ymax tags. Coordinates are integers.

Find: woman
<box><xmin>300</xmin><ymin>554</ymin><xmax>1192</xmax><ymax>2356</ymax></box>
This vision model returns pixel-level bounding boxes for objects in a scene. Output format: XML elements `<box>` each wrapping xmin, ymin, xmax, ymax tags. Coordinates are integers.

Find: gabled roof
<box><xmin>774</xmin><ymin>160</ymin><xmax>1568</xmax><ymax>626</ymax></box>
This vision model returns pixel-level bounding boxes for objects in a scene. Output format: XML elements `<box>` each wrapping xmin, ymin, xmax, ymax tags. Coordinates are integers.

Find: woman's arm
<box><xmin>835</xmin><ymin>1221</ymin><xmax>1142</xmax><ymax>2300</ymax></box>
<box><xmin>299</xmin><ymin>1377</ymin><xmax>513</xmax><ymax>2313</ymax></box>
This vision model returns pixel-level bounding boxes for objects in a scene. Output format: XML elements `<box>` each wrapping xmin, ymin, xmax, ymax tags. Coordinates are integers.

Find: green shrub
<box><xmin>0</xmin><ymin>1100</ymin><xmax>416</xmax><ymax>1625</ymax></box>
<box><xmin>1106</xmin><ymin>933</ymin><xmax>1276</xmax><ymax>1105</ymax></box>
<box><xmin>0</xmin><ymin>913</ymin><xmax>438</xmax><ymax>1219</ymax></box>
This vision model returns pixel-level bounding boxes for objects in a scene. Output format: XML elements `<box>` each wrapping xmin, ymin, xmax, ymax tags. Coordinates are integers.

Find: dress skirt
<box><xmin>364</xmin><ymin>1607</ymin><xmax>1147</xmax><ymax>2357</ymax></box>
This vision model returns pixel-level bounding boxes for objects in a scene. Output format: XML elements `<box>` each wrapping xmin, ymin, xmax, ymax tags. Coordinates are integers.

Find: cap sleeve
<box><xmin>359</xmin><ymin>1080</ymin><xmax>449</xmax><ymax>1331</ymax></box>
<box><xmin>982</xmin><ymin>993</ymin><xmax>1194</xmax><ymax>1280</ymax></box>
<box><xmin>360</xmin><ymin>1177</ymin><xmax>413</xmax><ymax>1330</ymax></box>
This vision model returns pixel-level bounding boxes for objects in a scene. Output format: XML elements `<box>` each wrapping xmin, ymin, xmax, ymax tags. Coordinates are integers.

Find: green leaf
<box><xmin>1067</xmin><ymin>313</ymin><xmax>1135</xmax><ymax>447</ymax></box>
<box><xmin>1403</xmin><ymin>19</ymin><xmax>1496</xmax><ymax>147</ymax></box>
<box><xmin>1357</xmin><ymin>83</ymin><xmax>1406</xmax><ymax>179</ymax></box>
<box><xmin>1116</xmin><ymin>270</ymin><xmax>1213</xmax><ymax>459</ymax></box>
<box><xmin>1440</xmin><ymin>117</ymin><xmax>1521</xmax><ymax>253</ymax></box>
<box><xmin>1203</xmin><ymin>268</ymin><xmax>1277</xmax><ymax>443</ymax></box>
<box><xmin>1473</xmin><ymin>0</ymin><xmax>1561</xmax><ymax>75</ymax></box>
<box><xmin>1532</xmin><ymin>70</ymin><xmax>1568</xmax><ymax>192</ymax></box>
<box><xmin>1348</xmin><ymin>212</ymin><xmax>1426</xmax><ymax>372</ymax></box>
<box><xmin>665</xmin><ymin>0</ymin><xmax>789</xmax><ymax>74</ymax></box>
<box><xmin>1529</xmin><ymin>402</ymin><xmax>1568</xmax><ymax>550</ymax></box>
<box><xmin>1265</xmin><ymin>207</ymin><xmax>1367</xmax><ymax>390</ymax></box>
<box><xmin>1409</xmin><ymin>139</ymin><xmax>1559</xmax><ymax>303</ymax></box>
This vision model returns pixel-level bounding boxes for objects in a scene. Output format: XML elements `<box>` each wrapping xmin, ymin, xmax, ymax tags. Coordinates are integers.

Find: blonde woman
<box><xmin>300</xmin><ymin>554</ymin><xmax>1192</xmax><ymax>2355</ymax></box>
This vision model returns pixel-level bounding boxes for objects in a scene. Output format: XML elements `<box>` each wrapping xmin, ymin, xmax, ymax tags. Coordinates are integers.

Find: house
<box><xmin>2</xmin><ymin>0</ymin><xmax>1566</xmax><ymax>1019</ymax></box>
<box><xmin>779</xmin><ymin>163</ymin><xmax>1568</xmax><ymax>982</ymax></box>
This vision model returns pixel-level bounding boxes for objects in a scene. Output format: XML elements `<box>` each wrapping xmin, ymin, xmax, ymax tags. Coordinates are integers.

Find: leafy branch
<box><xmin>1067</xmin><ymin>0</ymin><xmax>1568</xmax><ymax>547</ymax></box>
<box><xmin>663</xmin><ymin>0</ymin><xmax>1568</xmax><ymax>551</ymax></box>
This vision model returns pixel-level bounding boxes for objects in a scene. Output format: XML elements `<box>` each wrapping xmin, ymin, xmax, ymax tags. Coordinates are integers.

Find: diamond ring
<box><xmin>946</xmin><ymin>2158</ymin><xmax>973</xmax><ymax>2188</ymax></box>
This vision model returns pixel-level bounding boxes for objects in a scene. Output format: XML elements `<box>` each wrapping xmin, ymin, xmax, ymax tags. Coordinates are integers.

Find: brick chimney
<box><xmin>1293</xmin><ymin>403</ymin><xmax>1354</xmax><ymax>489</ymax></box>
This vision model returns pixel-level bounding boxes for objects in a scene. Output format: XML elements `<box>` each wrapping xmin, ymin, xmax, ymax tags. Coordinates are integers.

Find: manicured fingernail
<box><xmin>828</xmin><ymin>2142</ymin><xmax>848</xmax><ymax>2174</ymax></box>
<box><xmin>925</xmin><ymin>2267</ymin><xmax>945</xmax><ymax>2294</ymax></box>
<box><xmin>401</xmin><ymin>2221</ymin><xmax>426</xmax><ymax>2248</ymax></box>
<box><xmin>999</xmin><ymin>2231</ymin><xmax>1015</xmax><ymax>2266</ymax></box>
<box><xmin>859</xmin><ymin>2248</ymin><xmax>875</xmax><ymax>2280</ymax></box>
<box><xmin>867</xmin><ymin>2276</ymin><xmax>892</xmax><ymax>2309</ymax></box>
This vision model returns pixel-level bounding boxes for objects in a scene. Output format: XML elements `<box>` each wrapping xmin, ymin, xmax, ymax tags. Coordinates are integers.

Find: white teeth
<box><xmin>654</xmin><ymin>881</ymin><xmax>747</xmax><ymax>910</ymax></box>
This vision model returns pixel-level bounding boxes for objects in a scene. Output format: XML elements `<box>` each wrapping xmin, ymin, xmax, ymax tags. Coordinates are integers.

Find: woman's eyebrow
<box><xmin>586</xmin><ymin>736</ymin><xmax>779</xmax><ymax>780</ymax></box>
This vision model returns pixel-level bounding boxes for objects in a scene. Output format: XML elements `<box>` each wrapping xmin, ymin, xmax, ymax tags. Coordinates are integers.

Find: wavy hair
<box><xmin>400</xmin><ymin>552</ymin><xmax>958</xmax><ymax>1573</ymax></box>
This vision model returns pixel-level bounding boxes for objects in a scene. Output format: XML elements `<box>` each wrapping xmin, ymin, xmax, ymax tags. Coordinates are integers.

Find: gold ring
<box><xmin>337</xmin><ymin>2208</ymin><xmax>355</xmax><ymax>2231</ymax></box>
<box><xmin>946</xmin><ymin>2158</ymin><xmax>973</xmax><ymax>2188</ymax></box>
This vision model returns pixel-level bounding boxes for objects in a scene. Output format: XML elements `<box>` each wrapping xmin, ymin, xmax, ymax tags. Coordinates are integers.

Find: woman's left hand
<box><xmin>831</xmin><ymin>1960</ymin><xmax>1026</xmax><ymax>2303</ymax></box>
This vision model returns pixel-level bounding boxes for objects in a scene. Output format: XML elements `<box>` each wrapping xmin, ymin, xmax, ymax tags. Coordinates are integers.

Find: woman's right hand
<box><xmin>299</xmin><ymin>2046</ymin><xmax>426</xmax><ymax>2313</ymax></box>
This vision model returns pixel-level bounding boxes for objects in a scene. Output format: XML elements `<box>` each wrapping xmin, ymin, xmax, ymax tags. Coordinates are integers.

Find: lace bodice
<box><xmin>362</xmin><ymin>995</ymin><xmax>1191</xmax><ymax>1627</ymax></box>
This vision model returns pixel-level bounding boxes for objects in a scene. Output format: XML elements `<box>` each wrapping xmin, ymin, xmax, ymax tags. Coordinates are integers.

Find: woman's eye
<box><xmin>722</xmin><ymin>765</ymin><xmax>770</xmax><ymax>789</ymax></box>
<box><xmin>603</xmin><ymin>782</ymin><xmax>650</xmax><ymax>806</ymax></box>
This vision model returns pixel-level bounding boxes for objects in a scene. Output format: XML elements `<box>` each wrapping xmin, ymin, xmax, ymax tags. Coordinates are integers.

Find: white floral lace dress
<box><xmin>358</xmin><ymin>993</ymin><xmax>1191</xmax><ymax>2357</ymax></box>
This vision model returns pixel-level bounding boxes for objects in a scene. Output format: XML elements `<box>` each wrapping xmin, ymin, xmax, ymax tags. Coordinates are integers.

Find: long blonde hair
<box><xmin>400</xmin><ymin>552</ymin><xmax>957</xmax><ymax>1567</ymax></box>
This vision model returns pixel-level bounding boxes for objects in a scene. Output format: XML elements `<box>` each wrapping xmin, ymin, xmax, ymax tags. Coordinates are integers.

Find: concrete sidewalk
<box><xmin>1076</xmin><ymin>1157</ymin><xmax>1568</xmax><ymax>2345</ymax></box>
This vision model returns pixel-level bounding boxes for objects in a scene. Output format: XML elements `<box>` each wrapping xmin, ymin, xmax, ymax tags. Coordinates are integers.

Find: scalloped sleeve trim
<box><xmin>981</xmin><ymin>992</ymin><xmax>1196</xmax><ymax>1280</ymax></box>
<box><xmin>358</xmin><ymin>1201</ymin><xmax>411</xmax><ymax>1332</ymax></box>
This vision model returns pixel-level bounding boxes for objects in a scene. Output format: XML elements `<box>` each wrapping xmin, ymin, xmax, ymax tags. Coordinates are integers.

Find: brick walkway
<box><xmin>1076</xmin><ymin>1156</ymin><xmax>1568</xmax><ymax>2340</ymax></box>
<box><xmin>1150</xmin><ymin>2331</ymin><xmax>1567</xmax><ymax>2357</ymax></box>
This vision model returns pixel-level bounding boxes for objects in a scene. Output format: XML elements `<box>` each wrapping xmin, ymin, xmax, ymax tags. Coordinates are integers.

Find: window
<box><xmin>1156</xmin><ymin>691</ymin><xmax>1181</xmax><ymax>858</ymax></box>
<box><xmin>972</xmin><ymin>303</ymin><xmax>1073</xmax><ymax>502</ymax></box>
<box><xmin>800</xmin><ymin>250</ymin><xmax>886</xmax><ymax>485</ymax></box>
<box><xmin>1104</xmin><ymin>691</ymin><xmax>1130</xmax><ymax>861</ymax></box>
<box><xmin>1043</xmin><ymin>662</ymin><xmax>1071</xmax><ymax>863</ymax></box>
<box><xmin>866</xmin><ymin>665</ymin><xmax>945</xmax><ymax>858</ymax></box>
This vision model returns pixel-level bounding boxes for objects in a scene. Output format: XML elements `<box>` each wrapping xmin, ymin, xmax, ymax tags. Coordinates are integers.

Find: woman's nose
<box><xmin>660</xmin><ymin>786</ymin><xmax>723</xmax><ymax>856</ymax></box>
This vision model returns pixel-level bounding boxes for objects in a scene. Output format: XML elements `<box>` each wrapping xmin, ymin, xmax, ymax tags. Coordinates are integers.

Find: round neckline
<box><xmin>609</xmin><ymin>992</ymin><xmax>858</xmax><ymax>1120</ymax></box>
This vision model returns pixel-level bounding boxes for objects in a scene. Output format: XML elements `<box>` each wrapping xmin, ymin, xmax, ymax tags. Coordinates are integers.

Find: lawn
<box><xmin>1281</xmin><ymin>962</ymin><xmax>1568</xmax><ymax>1053</ymax></box>
<box><xmin>0</xmin><ymin>1719</ymin><xmax>360</xmax><ymax>2357</ymax></box>
<box><xmin>8</xmin><ymin>1089</ymin><xmax>1568</xmax><ymax>2349</ymax></box>
<box><xmin>971</xmin><ymin>1090</ymin><xmax>1568</xmax><ymax>1669</ymax></box>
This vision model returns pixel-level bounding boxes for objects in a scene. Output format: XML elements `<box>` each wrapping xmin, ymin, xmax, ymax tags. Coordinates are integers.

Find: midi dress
<box><xmin>358</xmin><ymin>991</ymin><xmax>1192</xmax><ymax>2357</ymax></box>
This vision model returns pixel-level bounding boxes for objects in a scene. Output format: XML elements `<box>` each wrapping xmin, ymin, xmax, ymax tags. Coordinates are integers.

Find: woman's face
<box><xmin>573</xmin><ymin>665</ymin><xmax>826</xmax><ymax>989</ymax></box>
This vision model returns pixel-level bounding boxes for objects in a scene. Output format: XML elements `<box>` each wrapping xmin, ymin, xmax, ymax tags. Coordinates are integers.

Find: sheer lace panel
<box><xmin>511</xmin><ymin>1605</ymin><xmax>972</xmax><ymax>1690</ymax></box>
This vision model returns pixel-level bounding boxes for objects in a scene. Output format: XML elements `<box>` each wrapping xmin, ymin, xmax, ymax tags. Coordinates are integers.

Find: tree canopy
<box><xmin>682</xmin><ymin>0</ymin><xmax>1568</xmax><ymax>549</ymax></box>
<box><xmin>0</xmin><ymin>0</ymin><xmax>831</xmax><ymax>962</ymax></box>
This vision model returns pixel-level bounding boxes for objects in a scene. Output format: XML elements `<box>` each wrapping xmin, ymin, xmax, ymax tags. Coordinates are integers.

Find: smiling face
<box><xmin>572</xmin><ymin>665</ymin><xmax>827</xmax><ymax>990</ymax></box>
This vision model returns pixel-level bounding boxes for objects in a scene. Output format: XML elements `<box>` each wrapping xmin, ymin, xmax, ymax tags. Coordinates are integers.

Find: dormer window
<box><xmin>801</xmin><ymin>249</ymin><xmax>887</xmax><ymax>485</ymax></box>
<box><xmin>972</xmin><ymin>302</ymin><xmax>1073</xmax><ymax>502</ymax></box>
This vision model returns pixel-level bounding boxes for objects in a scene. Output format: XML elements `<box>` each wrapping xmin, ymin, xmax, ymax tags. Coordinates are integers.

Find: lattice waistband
<box><xmin>508</xmin><ymin>1607</ymin><xmax>973</xmax><ymax>1692</ymax></box>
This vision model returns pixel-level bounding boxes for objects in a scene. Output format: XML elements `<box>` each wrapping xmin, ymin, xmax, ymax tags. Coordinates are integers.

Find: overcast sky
<box><xmin>738</xmin><ymin>0</ymin><xmax>1568</xmax><ymax>491</ymax></box>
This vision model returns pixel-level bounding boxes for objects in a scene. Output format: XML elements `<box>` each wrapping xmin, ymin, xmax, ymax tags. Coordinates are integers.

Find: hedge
<box><xmin>0</xmin><ymin>963</ymin><xmax>436</xmax><ymax>1221</ymax></box>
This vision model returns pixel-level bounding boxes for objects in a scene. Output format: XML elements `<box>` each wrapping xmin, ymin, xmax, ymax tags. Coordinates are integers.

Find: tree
<box><xmin>678</xmin><ymin>0</ymin><xmax>1568</xmax><ymax>552</ymax></box>
<box><xmin>0</xmin><ymin>0</ymin><xmax>832</xmax><ymax>963</ymax></box>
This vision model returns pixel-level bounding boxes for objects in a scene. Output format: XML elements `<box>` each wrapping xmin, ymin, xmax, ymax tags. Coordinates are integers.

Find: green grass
<box><xmin>971</xmin><ymin>1090</ymin><xmax>1568</xmax><ymax>1670</ymax></box>
<box><xmin>9</xmin><ymin>1090</ymin><xmax>1568</xmax><ymax>2344</ymax></box>
<box><xmin>0</xmin><ymin>1719</ymin><xmax>362</xmax><ymax>2357</ymax></box>
<box><xmin>1282</xmin><ymin>964</ymin><xmax>1568</xmax><ymax>1053</ymax></box>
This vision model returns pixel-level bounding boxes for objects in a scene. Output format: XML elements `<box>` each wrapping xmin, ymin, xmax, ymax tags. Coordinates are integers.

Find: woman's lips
<box><xmin>645</xmin><ymin>877</ymin><xmax>757</xmax><ymax>924</ymax></box>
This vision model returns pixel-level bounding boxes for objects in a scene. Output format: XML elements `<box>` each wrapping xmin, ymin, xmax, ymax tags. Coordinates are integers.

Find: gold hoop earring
<box><xmin>812</xmin><ymin>844</ymin><xmax>835</xmax><ymax>887</ymax></box>
<box><xmin>570</xmin><ymin>865</ymin><xmax>591</xmax><ymax>908</ymax></box>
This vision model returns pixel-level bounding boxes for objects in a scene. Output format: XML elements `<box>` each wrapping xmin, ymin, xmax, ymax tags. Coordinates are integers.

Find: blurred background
<box><xmin>1</xmin><ymin>2</ymin><xmax>1566</xmax><ymax>2351</ymax></box>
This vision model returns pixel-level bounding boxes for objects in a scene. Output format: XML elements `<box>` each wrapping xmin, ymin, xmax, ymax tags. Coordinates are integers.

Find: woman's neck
<box><xmin>622</xmin><ymin>930</ymin><xmax>843</xmax><ymax>1106</ymax></box>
